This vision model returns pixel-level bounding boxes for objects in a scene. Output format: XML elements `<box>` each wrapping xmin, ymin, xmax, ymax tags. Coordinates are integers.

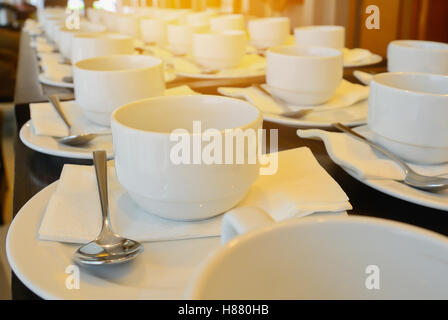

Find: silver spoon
<box><xmin>74</xmin><ymin>150</ymin><xmax>143</xmax><ymax>265</ymax></box>
<box><xmin>333</xmin><ymin>123</ymin><xmax>448</xmax><ymax>191</ymax></box>
<box><xmin>48</xmin><ymin>95</ymin><xmax>101</xmax><ymax>146</ymax></box>
<box><xmin>252</xmin><ymin>84</ymin><xmax>313</xmax><ymax>118</ymax></box>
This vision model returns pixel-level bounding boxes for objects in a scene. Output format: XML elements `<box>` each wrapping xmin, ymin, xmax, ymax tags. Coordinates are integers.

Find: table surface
<box><xmin>11</xmin><ymin>31</ymin><xmax>448</xmax><ymax>300</ymax></box>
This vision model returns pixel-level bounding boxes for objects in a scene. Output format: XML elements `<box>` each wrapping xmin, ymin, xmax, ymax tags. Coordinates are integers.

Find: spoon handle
<box><xmin>48</xmin><ymin>94</ymin><xmax>72</xmax><ymax>130</ymax></box>
<box><xmin>93</xmin><ymin>150</ymin><xmax>112</xmax><ymax>234</ymax></box>
<box><xmin>332</xmin><ymin>123</ymin><xmax>411</xmax><ymax>173</ymax></box>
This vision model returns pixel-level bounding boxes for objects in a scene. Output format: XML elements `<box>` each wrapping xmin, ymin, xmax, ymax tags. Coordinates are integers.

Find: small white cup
<box><xmin>185</xmin><ymin>11</ymin><xmax>215</xmax><ymax>26</ymax></box>
<box><xmin>388</xmin><ymin>40</ymin><xmax>448</xmax><ymax>75</ymax></box>
<box><xmin>368</xmin><ymin>72</ymin><xmax>448</xmax><ymax>164</ymax></box>
<box><xmin>103</xmin><ymin>12</ymin><xmax>120</xmax><ymax>32</ymax></box>
<box><xmin>57</xmin><ymin>22</ymin><xmax>107</xmax><ymax>60</ymax></box>
<box><xmin>248</xmin><ymin>17</ymin><xmax>290</xmax><ymax>49</ymax></box>
<box><xmin>71</xmin><ymin>33</ymin><xmax>135</xmax><ymax>64</ymax></box>
<box><xmin>294</xmin><ymin>25</ymin><xmax>345</xmax><ymax>50</ymax></box>
<box><xmin>117</xmin><ymin>14</ymin><xmax>141</xmax><ymax>39</ymax></box>
<box><xmin>111</xmin><ymin>95</ymin><xmax>262</xmax><ymax>221</ymax></box>
<box><xmin>167</xmin><ymin>23</ymin><xmax>209</xmax><ymax>56</ymax></box>
<box><xmin>192</xmin><ymin>30</ymin><xmax>247</xmax><ymax>70</ymax></box>
<box><xmin>140</xmin><ymin>17</ymin><xmax>176</xmax><ymax>45</ymax></box>
<box><xmin>266</xmin><ymin>45</ymin><xmax>343</xmax><ymax>105</ymax></box>
<box><xmin>210</xmin><ymin>14</ymin><xmax>245</xmax><ymax>32</ymax></box>
<box><xmin>73</xmin><ymin>55</ymin><xmax>165</xmax><ymax>126</ymax></box>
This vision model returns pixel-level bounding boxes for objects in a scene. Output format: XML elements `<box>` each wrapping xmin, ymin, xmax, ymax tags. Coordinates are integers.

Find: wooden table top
<box><xmin>10</xmin><ymin>31</ymin><xmax>448</xmax><ymax>299</ymax></box>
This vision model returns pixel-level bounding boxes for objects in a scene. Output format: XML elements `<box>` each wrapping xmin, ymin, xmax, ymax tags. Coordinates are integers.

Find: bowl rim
<box><xmin>389</xmin><ymin>40</ymin><xmax>448</xmax><ymax>53</ymax></box>
<box><xmin>371</xmin><ymin>72</ymin><xmax>448</xmax><ymax>97</ymax></box>
<box><xmin>73</xmin><ymin>54</ymin><xmax>163</xmax><ymax>73</ymax></box>
<box><xmin>111</xmin><ymin>94</ymin><xmax>262</xmax><ymax>136</ymax></box>
<box><xmin>267</xmin><ymin>45</ymin><xmax>343</xmax><ymax>60</ymax></box>
<box><xmin>187</xmin><ymin>215</ymin><xmax>448</xmax><ymax>299</ymax></box>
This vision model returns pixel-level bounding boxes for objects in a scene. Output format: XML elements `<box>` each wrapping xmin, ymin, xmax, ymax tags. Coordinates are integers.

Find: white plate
<box><xmin>6</xmin><ymin>181</ymin><xmax>220</xmax><ymax>299</ymax></box>
<box><xmin>39</xmin><ymin>73</ymin><xmax>74</xmax><ymax>88</ymax></box>
<box><xmin>20</xmin><ymin>120</ymin><xmax>114</xmax><ymax>159</ymax></box>
<box><xmin>264</xmin><ymin>99</ymin><xmax>368</xmax><ymax>129</ymax></box>
<box><xmin>344</xmin><ymin>54</ymin><xmax>383</xmax><ymax>68</ymax></box>
<box><xmin>340</xmin><ymin>126</ymin><xmax>448</xmax><ymax>211</ymax></box>
<box><xmin>174</xmin><ymin>54</ymin><xmax>266</xmax><ymax>80</ymax></box>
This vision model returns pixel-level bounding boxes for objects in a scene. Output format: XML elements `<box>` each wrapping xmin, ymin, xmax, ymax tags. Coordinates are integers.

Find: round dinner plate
<box><xmin>6</xmin><ymin>181</ymin><xmax>220</xmax><ymax>299</ymax></box>
<box><xmin>263</xmin><ymin>99</ymin><xmax>368</xmax><ymax>129</ymax></box>
<box><xmin>343</xmin><ymin>54</ymin><xmax>383</xmax><ymax>68</ymax></box>
<box><xmin>20</xmin><ymin>120</ymin><xmax>114</xmax><ymax>159</ymax></box>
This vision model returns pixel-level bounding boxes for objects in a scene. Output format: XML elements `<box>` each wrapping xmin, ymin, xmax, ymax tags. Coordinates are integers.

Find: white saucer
<box><xmin>39</xmin><ymin>73</ymin><xmax>74</xmax><ymax>89</ymax></box>
<box><xmin>20</xmin><ymin>120</ymin><xmax>113</xmax><ymax>159</ymax></box>
<box><xmin>6</xmin><ymin>181</ymin><xmax>220</xmax><ymax>299</ymax></box>
<box><xmin>344</xmin><ymin>54</ymin><xmax>383</xmax><ymax>68</ymax></box>
<box><xmin>341</xmin><ymin>126</ymin><xmax>448</xmax><ymax>211</ymax></box>
<box><xmin>174</xmin><ymin>54</ymin><xmax>266</xmax><ymax>80</ymax></box>
<box><xmin>263</xmin><ymin>100</ymin><xmax>368</xmax><ymax>128</ymax></box>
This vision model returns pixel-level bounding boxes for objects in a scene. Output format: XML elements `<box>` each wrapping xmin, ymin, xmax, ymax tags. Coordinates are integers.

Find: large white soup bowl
<box><xmin>192</xmin><ymin>30</ymin><xmax>247</xmax><ymax>70</ymax></box>
<box><xmin>266</xmin><ymin>45</ymin><xmax>343</xmax><ymax>105</ymax></box>
<box><xmin>111</xmin><ymin>95</ymin><xmax>262</xmax><ymax>221</ymax></box>
<box><xmin>388</xmin><ymin>40</ymin><xmax>448</xmax><ymax>74</ymax></box>
<box><xmin>368</xmin><ymin>72</ymin><xmax>448</xmax><ymax>164</ymax></box>
<box><xmin>71</xmin><ymin>33</ymin><xmax>134</xmax><ymax>64</ymax></box>
<box><xmin>248</xmin><ymin>17</ymin><xmax>290</xmax><ymax>49</ymax></box>
<box><xmin>188</xmin><ymin>212</ymin><xmax>448</xmax><ymax>299</ymax></box>
<box><xmin>294</xmin><ymin>25</ymin><xmax>345</xmax><ymax>50</ymax></box>
<box><xmin>73</xmin><ymin>55</ymin><xmax>165</xmax><ymax>126</ymax></box>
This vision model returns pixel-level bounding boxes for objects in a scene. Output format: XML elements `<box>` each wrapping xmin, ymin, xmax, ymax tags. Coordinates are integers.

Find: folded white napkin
<box><xmin>342</xmin><ymin>48</ymin><xmax>375</xmax><ymax>65</ymax></box>
<box><xmin>297</xmin><ymin>127</ymin><xmax>448</xmax><ymax>181</ymax></box>
<box><xmin>218</xmin><ymin>79</ymin><xmax>369</xmax><ymax>115</ymax></box>
<box><xmin>30</xmin><ymin>85</ymin><xmax>199</xmax><ymax>137</ymax></box>
<box><xmin>38</xmin><ymin>147</ymin><xmax>351</xmax><ymax>243</ymax></box>
<box><xmin>172</xmin><ymin>54</ymin><xmax>266</xmax><ymax>77</ymax></box>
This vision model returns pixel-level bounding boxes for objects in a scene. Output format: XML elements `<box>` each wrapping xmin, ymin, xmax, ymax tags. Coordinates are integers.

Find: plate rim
<box><xmin>19</xmin><ymin>120</ymin><xmax>114</xmax><ymax>160</ymax></box>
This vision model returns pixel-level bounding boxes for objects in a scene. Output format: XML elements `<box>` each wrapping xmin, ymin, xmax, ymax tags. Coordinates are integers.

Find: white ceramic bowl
<box><xmin>140</xmin><ymin>17</ymin><xmax>176</xmax><ymax>45</ymax></box>
<box><xmin>73</xmin><ymin>55</ymin><xmax>165</xmax><ymax>126</ymax></box>
<box><xmin>266</xmin><ymin>45</ymin><xmax>343</xmax><ymax>105</ymax></box>
<box><xmin>192</xmin><ymin>30</ymin><xmax>247</xmax><ymax>70</ymax></box>
<box><xmin>188</xmin><ymin>213</ymin><xmax>448</xmax><ymax>299</ymax></box>
<box><xmin>367</xmin><ymin>72</ymin><xmax>448</xmax><ymax>164</ymax></box>
<box><xmin>57</xmin><ymin>22</ymin><xmax>107</xmax><ymax>60</ymax></box>
<box><xmin>71</xmin><ymin>33</ymin><xmax>135</xmax><ymax>64</ymax></box>
<box><xmin>167</xmin><ymin>23</ymin><xmax>209</xmax><ymax>56</ymax></box>
<box><xmin>294</xmin><ymin>25</ymin><xmax>345</xmax><ymax>50</ymax></box>
<box><xmin>248</xmin><ymin>17</ymin><xmax>290</xmax><ymax>49</ymax></box>
<box><xmin>210</xmin><ymin>14</ymin><xmax>245</xmax><ymax>32</ymax></box>
<box><xmin>388</xmin><ymin>40</ymin><xmax>448</xmax><ymax>74</ymax></box>
<box><xmin>117</xmin><ymin>14</ymin><xmax>141</xmax><ymax>39</ymax></box>
<box><xmin>111</xmin><ymin>95</ymin><xmax>262</xmax><ymax>221</ymax></box>
<box><xmin>368</xmin><ymin>72</ymin><xmax>448</xmax><ymax>164</ymax></box>
<box><xmin>103</xmin><ymin>12</ymin><xmax>120</xmax><ymax>32</ymax></box>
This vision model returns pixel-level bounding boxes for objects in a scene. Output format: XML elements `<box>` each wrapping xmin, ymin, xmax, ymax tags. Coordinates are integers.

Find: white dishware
<box><xmin>294</xmin><ymin>25</ymin><xmax>345</xmax><ymax>50</ymax></box>
<box><xmin>388</xmin><ymin>40</ymin><xmax>448</xmax><ymax>74</ymax></box>
<box><xmin>87</xmin><ymin>7</ymin><xmax>102</xmax><ymax>24</ymax></box>
<box><xmin>248</xmin><ymin>17</ymin><xmax>290</xmax><ymax>49</ymax></box>
<box><xmin>368</xmin><ymin>72</ymin><xmax>448</xmax><ymax>164</ymax></box>
<box><xmin>192</xmin><ymin>30</ymin><xmax>247</xmax><ymax>70</ymax></box>
<box><xmin>117</xmin><ymin>14</ymin><xmax>141</xmax><ymax>39</ymax></box>
<box><xmin>20</xmin><ymin>120</ymin><xmax>113</xmax><ymax>159</ymax></box>
<box><xmin>111</xmin><ymin>95</ymin><xmax>262</xmax><ymax>221</ymax></box>
<box><xmin>71</xmin><ymin>33</ymin><xmax>135</xmax><ymax>64</ymax></box>
<box><xmin>57</xmin><ymin>22</ymin><xmax>107</xmax><ymax>60</ymax></box>
<box><xmin>38</xmin><ymin>73</ymin><xmax>74</xmax><ymax>88</ymax></box>
<box><xmin>140</xmin><ymin>17</ymin><xmax>176</xmax><ymax>46</ymax></box>
<box><xmin>73</xmin><ymin>55</ymin><xmax>165</xmax><ymax>126</ymax></box>
<box><xmin>189</xmin><ymin>213</ymin><xmax>448</xmax><ymax>299</ymax></box>
<box><xmin>210</xmin><ymin>14</ymin><xmax>245</xmax><ymax>32</ymax></box>
<box><xmin>266</xmin><ymin>45</ymin><xmax>343</xmax><ymax>105</ymax></box>
<box><xmin>185</xmin><ymin>11</ymin><xmax>214</xmax><ymax>26</ymax></box>
<box><xmin>44</xmin><ymin>16</ymin><xmax>65</xmax><ymax>41</ymax></box>
<box><xmin>167</xmin><ymin>23</ymin><xmax>209</xmax><ymax>56</ymax></box>
<box><xmin>102</xmin><ymin>11</ymin><xmax>119</xmax><ymax>32</ymax></box>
